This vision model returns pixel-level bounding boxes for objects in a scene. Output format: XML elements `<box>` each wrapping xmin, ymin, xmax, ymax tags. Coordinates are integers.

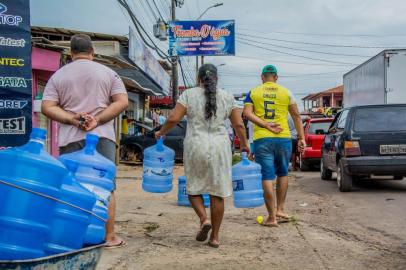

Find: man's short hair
<box><xmin>70</xmin><ymin>34</ymin><xmax>93</xmax><ymax>54</ymax></box>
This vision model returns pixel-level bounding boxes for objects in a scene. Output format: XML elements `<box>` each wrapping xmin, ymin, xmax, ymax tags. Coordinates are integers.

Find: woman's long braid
<box><xmin>198</xmin><ymin>64</ymin><xmax>218</xmax><ymax>120</ymax></box>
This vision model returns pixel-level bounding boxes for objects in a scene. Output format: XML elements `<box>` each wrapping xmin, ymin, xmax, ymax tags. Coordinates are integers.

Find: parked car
<box><xmin>299</xmin><ymin>117</ymin><xmax>334</xmax><ymax>170</ymax></box>
<box><xmin>120</xmin><ymin>120</ymin><xmax>187</xmax><ymax>162</ymax></box>
<box><xmin>320</xmin><ymin>104</ymin><xmax>406</xmax><ymax>192</ymax></box>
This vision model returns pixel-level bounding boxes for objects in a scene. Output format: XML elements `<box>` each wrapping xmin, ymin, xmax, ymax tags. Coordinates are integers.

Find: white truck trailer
<box><xmin>343</xmin><ymin>49</ymin><xmax>406</xmax><ymax>108</ymax></box>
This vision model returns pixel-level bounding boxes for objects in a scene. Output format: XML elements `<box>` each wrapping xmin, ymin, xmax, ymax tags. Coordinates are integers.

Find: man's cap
<box><xmin>262</xmin><ymin>65</ymin><xmax>277</xmax><ymax>75</ymax></box>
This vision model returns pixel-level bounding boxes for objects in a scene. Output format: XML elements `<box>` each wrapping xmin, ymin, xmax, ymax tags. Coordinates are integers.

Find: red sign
<box><xmin>150</xmin><ymin>86</ymin><xmax>186</xmax><ymax>106</ymax></box>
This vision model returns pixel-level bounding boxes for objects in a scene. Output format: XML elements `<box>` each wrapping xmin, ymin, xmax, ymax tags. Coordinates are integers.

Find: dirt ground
<box><xmin>97</xmin><ymin>165</ymin><xmax>406</xmax><ymax>270</ymax></box>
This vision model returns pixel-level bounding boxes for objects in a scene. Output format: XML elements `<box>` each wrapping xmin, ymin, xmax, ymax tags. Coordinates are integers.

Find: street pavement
<box><xmin>98</xmin><ymin>166</ymin><xmax>406</xmax><ymax>270</ymax></box>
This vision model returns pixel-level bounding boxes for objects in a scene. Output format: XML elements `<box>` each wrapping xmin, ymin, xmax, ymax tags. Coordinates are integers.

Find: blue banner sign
<box><xmin>0</xmin><ymin>0</ymin><xmax>32</xmax><ymax>147</ymax></box>
<box><xmin>169</xmin><ymin>20</ymin><xmax>235</xmax><ymax>57</ymax></box>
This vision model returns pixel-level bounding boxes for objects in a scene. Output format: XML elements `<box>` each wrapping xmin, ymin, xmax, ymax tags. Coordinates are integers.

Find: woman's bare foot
<box><xmin>276</xmin><ymin>212</ymin><xmax>291</xmax><ymax>220</ymax></box>
<box><xmin>208</xmin><ymin>234</ymin><xmax>220</xmax><ymax>248</ymax></box>
<box><xmin>262</xmin><ymin>216</ymin><xmax>279</xmax><ymax>227</ymax></box>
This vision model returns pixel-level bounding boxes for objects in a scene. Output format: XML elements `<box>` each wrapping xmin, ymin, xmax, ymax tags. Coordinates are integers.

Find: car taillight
<box><xmin>344</xmin><ymin>141</ymin><xmax>361</xmax><ymax>157</ymax></box>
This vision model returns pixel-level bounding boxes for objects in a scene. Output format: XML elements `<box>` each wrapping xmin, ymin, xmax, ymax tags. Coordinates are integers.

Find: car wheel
<box><xmin>337</xmin><ymin>160</ymin><xmax>352</xmax><ymax>192</ymax></box>
<box><xmin>393</xmin><ymin>175</ymin><xmax>403</xmax><ymax>180</ymax></box>
<box><xmin>320</xmin><ymin>159</ymin><xmax>333</xmax><ymax>180</ymax></box>
<box><xmin>299</xmin><ymin>155</ymin><xmax>310</xmax><ymax>171</ymax></box>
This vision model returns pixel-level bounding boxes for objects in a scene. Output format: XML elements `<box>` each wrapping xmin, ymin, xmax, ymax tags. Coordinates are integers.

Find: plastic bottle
<box><xmin>0</xmin><ymin>128</ymin><xmax>66</xmax><ymax>260</ymax></box>
<box><xmin>59</xmin><ymin>134</ymin><xmax>116</xmax><ymax>245</ymax></box>
<box><xmin>44</xmin><ymin>172</ymin><xmax>96</xmax><ymax>255</ymax></box>
<box><xmin>232</xmin><ymin>152</ymin><xmax>264</xmax><ymax>208</ymax></box>
<box><xmin>177</xmin><ymin>176</ymin><xmax>210</xmax><ymax>207</ymax></box>
<box><xmin>142</xmin><ymin>138</ymin><xmax>175</xmax><ymax>193</ymax></box>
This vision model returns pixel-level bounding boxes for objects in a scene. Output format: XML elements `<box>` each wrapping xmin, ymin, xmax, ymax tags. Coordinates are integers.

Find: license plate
<box><xmin>380</xmin><ymin>144</ymin><xmax>406</xmax><ymax>155</ymax></box>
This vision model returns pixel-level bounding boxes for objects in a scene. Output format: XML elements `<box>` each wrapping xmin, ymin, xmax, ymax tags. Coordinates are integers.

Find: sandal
<box><xmin>105</xmin><ymin>239</ymin><xmax>127</xmax><ymax>250</ymax></box>
<box><xmin>196</xmin><ymin>222</ymin><xmax>212</xmax><ymax>242</ymax></box>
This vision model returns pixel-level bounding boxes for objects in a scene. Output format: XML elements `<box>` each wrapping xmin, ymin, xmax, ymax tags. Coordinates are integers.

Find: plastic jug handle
<box><xmin>156</xmin><ymin>137</ymin><xmax>164</xmax><ymax>152</ymax></box>
<box><xmin>241</xmin><ymin>152</ymin><xmax>250</xmax><ymax>165</ymax></box>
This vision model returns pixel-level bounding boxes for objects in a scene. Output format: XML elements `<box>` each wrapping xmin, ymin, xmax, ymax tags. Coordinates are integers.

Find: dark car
<box><xmin>320</xmin><ymin>104</ymin><xmax>406</xmax><ymax>192</ymax></box>
<box><xmin>120</xmin><ymin>120</ymin><xmax>187</xmax><ymax>162</ymax></box>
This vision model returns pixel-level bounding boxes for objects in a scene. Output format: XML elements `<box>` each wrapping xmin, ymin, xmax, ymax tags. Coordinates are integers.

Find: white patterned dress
<box><xmin>178</xmin><ymin>87</ymin><xmax>238</xmax><ymax>198</ymax></box>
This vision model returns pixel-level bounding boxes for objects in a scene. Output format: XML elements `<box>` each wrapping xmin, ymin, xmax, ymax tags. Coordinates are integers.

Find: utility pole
<box><xmin>171</xmin><ymin>0</ymin><xmax>179</xmax><ymax>107</ymax></box>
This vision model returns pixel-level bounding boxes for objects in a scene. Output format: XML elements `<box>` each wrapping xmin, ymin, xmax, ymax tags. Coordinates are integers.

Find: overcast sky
<box><xmin>31</xmin><ymin>0</ymin><xmax>406</xmax><ymax>105</ymax></box>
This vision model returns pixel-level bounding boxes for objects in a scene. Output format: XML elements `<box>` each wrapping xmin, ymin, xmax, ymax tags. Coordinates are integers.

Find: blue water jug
<box><xmin>142</xmin><ymin>138</ymin><xmax>175</xmax><ymax>193</ymax></box>
<box><xmin>44</xmin><ymin>172</ymin><xmax>97</xmax><ymax>255</ymax></box>
<box><xmin>177</xmin><ymin>176</ymin><xmax>210</xmax><ymax>207</ymax></box>
<box><xmin>0</xmin><ymin>128</ymin><xmax>66</xmax><ymax>260</ymax></box>
<box><xmin>59</xmin><ymin>134</ymin><xmax>116</xmax><ymax>245</ymax></box>
<box><xmin>83</xmin><ymin>202</ymin><xmax>109</xmax><ymax>245</ymax></box>
<box><xmin>232</xmin><ymin>152</ymin><xmax>264</xmax><ymax>208</ymax></box>
<box><xmin>59</xmin><ymin>134</ymin><xmax>116</xmax><ymax>206</ymax></box>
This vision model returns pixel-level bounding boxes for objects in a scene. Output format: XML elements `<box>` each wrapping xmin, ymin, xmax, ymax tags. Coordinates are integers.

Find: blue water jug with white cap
<box><xmin>59</xmin><ymin>133</ymin><xmax>116</xmax><ymax>245</ymax></box>
<box><xmin>232</xmin><ymin>152</ymin><xmax>264</xmax><ymax>208</ymax></box>
<box><xmin>44</xmin><ymin>172</ymin><xmax>96</xmax><ymax>255</ymax></box>
<box><xmin>177</xmin><ymin>176</ymin><xmax>210</xmax><ymax>207</ymax></box>
<box><xmin>142</xmin><ymin>137</ymin><xmax>175</xmax><ymax>193</ymax></box>
<box><xmin>0</xmin><ymin>128</ymin><xmax>66</xmax><ymax>260</ymax></box>
<box><xmin>59</xmin><ymin>134</ymin><xmax>116</xmax><ymax>205</ymax></box>
<box><xmin>83</xmin><ymin>202</ymin><xmax>109</xmax><ymax>245</ymax></box>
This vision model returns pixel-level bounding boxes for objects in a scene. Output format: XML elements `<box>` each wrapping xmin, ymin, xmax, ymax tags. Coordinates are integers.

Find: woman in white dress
<box><xmin>155</xmin><ymin>64</ymin><xmax>249</xmax><ymax>248</ymax></box>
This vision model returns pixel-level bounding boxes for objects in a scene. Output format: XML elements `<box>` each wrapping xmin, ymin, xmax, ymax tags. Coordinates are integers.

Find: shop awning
<box><xmin>115</xmin><ymin>68</ymin><xmax>165</xmax><ymax>96</ymax></box>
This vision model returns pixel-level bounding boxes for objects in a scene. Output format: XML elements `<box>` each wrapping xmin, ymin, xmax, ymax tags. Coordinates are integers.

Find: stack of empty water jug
<box><xmin>0</xmin><ymin>128</ymin><xmax>115</xmax><ymax>260</ymax></box>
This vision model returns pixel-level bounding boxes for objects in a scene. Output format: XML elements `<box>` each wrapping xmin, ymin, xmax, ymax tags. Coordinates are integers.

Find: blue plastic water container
<box><xmin>0</xmin><ymin>128</ymin><xmax>66</xmax><ymax>260</ymax></box>
<box><xmin>142</xmin><ymin>138</ymin><xmax>175</xmax><ymax>193</ymax></box>
<box><xmin>59</xmin><ymin>134</ymin><xmax>116</xmax><ymax>206</ymax></box>
<box><xmin>44</xmin><ymin>173</ymin><xmax>96</xmax><ymax>255</ymax></box>
<box><xmin>232</xmin><ymin>152</ymin><xmax>264</xmax><ymax>208</ymax></box>
<box><xmin>83</xmin><ymin>202</ymin><xmax>109</xmax><ymax>245</ymax></box>
<box><xmin>59</xmin><ymin>134</ymin><xmax>116</xmax><ymax>245</ymax></box>
<box><xmin>177</xmin><ymin>176</ymin><xmax>210</xmax><ymax>207</ymax></box>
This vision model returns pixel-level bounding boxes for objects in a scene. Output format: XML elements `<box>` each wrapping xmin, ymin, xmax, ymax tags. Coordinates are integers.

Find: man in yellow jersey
<box><xmin>243</xmin><ymin>65</ymin><xmax>305</xmax><ymax>227</ymax></box>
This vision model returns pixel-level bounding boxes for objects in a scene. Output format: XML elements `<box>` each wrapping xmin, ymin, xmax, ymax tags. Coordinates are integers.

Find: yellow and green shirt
<box><xmin>244</xmin><ymin>82</ymin><xmax>296</xmax><ymax>140</ymax></box>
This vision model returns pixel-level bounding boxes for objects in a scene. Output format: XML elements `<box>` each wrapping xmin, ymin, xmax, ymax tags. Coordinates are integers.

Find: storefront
<box><xmin>31</xmin><ymin>46</ymin><xmax>62</xmax><ymax>156</ymax></box>
<box><xmin>30</xmin><ymin>27</ymin><xmax>170</xmax><ymax>159</ymax></box>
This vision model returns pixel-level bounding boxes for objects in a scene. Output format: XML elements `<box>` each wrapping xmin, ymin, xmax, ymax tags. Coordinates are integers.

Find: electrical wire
<box><xmin>232</xmin><ymin>55</ymin><xmax>359</xmax><ymax>67</ymax></box>
<box><xmin>237</xmin><ymin>39</ymin><xmax>359</xmax><ymax>65</ymax></box>
<box><xmin>237</xmin><ymin>36</ymin><xmax>373</xmax><ymax>57</ymax></box>
<box><xmin>144</xmin><ymin>0</ymin><xmax>159</xmax><ymax>21</ymax></box>
<box><xmin>238</xmin><ymin>27</ymin><xmax>406</xmax><ymax>38</ymax></box>
<box><xmin>152</xmin><ymin>0</ymin><xmax>167</xmax><ymax>22</ymax></box>
<box><xmin>117</xmin><ymin>0</ymin><xmax>169</xmax><ymax>59</ymax></box>
<box><xmin>178</xmin><ymin>59</ymin><xmax>189</xmax><ymax>87</ymax></box>
<box><xmin>238</xmin><ymin>32</ymin><xmax>406</xmax><ymax>49</ymax></box>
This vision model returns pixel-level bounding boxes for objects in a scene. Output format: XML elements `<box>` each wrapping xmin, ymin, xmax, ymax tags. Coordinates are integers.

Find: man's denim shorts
<box><xmin>254</xmin><ymin>138</ymin><xmax>292</xmax><ymax>180</ymax></box>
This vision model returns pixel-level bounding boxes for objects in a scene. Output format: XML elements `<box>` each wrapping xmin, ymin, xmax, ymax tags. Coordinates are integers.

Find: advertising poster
<box><xmin>129</xmin><ymin>27</ymin><xmax>170</xmax><ymax>96</ymax></box>
<box><xmin>169</xmin><ymin>20</ymin><xmax>235</xmax><ymax>57</ymax></box>
<box><xmin>0</xmin><ymin>0</ymin><xmax>32</xmax><ymax>147</ymax></box>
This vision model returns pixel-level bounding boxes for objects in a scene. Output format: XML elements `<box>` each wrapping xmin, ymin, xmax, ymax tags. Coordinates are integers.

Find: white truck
<box><xmin>343</xmin><ymin>49</ymin><xmax>406</xmax><ymax>108</ymax></box>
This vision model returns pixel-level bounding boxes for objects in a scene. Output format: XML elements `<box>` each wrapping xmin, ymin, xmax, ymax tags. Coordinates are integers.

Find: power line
<box><xmin>178</xmin><ymin>59</ymin><xmax>189</xmax><ymax>87</ymax></box>
<box><xmin>117</xmin><ymin>0</ymin><xmax>169</xmax><ymax>59</ymax></box>
<box><xmin>237</xmin><ymin>39</ymin><xmax>358</xmax><ymax>65</ymax></box>
<box><xmin>152</xmin><ymin>0</ymin><xmax>167</xmax><ymax>22</ymax></box>
<box><xmin>232</xmin><ymin>55</ymin><xmax>358</xmax><ymax>67</ymax></box>
<box><xmin>218</xmin><ymin>71</ymin><xmax>346</xmax><ymax>78</ymax></box>
<box><xmin>159</xmin><ymin>0</ymin><xmax>171</xmax><ymax>19</ymax></box>
<box><xmin>144</xmin><ymin>0</ymin><xmax>159</xmax><ymax>21</ymax></box>
<box><xmin>238</xmin><ymin>27</ymin><xmax>406</xmax><ymax>38</ymax></box>
<box><xmin>238</xmin><ymin>32</ymin><xmax>406</xmax><ymax>49</ymax></box>
<box><xmin>237</xmin><ymin>36</ymin><xmax>373</xmax><ymax>57</ymax></box>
